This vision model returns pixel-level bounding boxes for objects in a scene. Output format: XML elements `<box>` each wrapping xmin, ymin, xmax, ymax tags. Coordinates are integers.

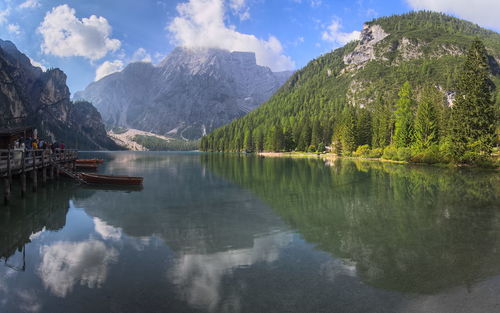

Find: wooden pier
<box><xmin>0</xmin><ymin>149</ymin><xmax>78</xmax><ymax>204</ymax></box>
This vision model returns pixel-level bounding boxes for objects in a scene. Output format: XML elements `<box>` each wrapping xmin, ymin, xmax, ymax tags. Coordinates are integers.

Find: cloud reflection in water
<box><xmin>38</xmin><ymin>240</ymin><xmax>118</xmax><ymax>297</ymax></box>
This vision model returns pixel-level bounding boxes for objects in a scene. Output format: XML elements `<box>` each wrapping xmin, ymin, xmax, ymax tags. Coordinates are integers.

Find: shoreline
<box><xmin>258</xmin><ymin>152</ymin><xmax>499</xmax><ymax>169</ymax></box>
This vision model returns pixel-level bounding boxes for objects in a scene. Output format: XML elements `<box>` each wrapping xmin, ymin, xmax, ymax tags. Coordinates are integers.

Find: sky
<box><xmin>0</xmin><ymin>0</ymin><xmax>499</xmax><ymax>94</ymax></box>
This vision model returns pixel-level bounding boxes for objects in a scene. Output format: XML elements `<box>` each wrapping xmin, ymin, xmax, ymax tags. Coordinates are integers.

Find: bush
<box><xmin>353</xmin><ymin>145</ymin><xmax>370</xmax><ymax>157</ymax></box>
<box><xmin>308</xmin><ymin>144</ymin><xmax>317</xmax><ymax>153</ymax></box>
<box><xmin>411</xmin><ymin>145</ymin><xmax>441</xmax><ymax>164</ymax></box>
<box><xmin>397</xmin><ymin>147</ymin><xmax>413</xmax><ymax>161</ymax></box>
<box><xmin>382</xmin><ymin>145</ymin><xmax>398</xmax><ymax>160</ymax></box>
<box><xmin>317</xmin><ymin>143</ymin><xmax>326</xmax><ymax>153</ymax></box>
<box><xmin>368</xmin><ymin>148</ymin><xmax>383</xmax><ymax>158</ymax></box>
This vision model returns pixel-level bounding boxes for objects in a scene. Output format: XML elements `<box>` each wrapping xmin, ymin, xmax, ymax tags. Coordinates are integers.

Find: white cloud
<box><xmin>131</xmin><ymin>47</ymin><xmax>152</xmax><ymax>62</ymax></box>
<box><xmin>168</xmin><ymin>0</ymin><xmax>294</xmax><ymax>71</ymax></box>
<box><xmin>38</xmin><ymin>240</ymin><xmax>118</xmax><ymax>298</ymax></box>
<box><xmin>310</xmin><ymin>0</ymin><xmax>322</xmax><ymax>7</ymax></box>
<box><xmin>29</xmin><ymin>58</ymin><xmax>46</xmax><ymax>71</ymax></box>
<box><xmin>322</xmin><ymin>19</ymin><xmax>360</xmax><ymax>45</ymax></box>
<box><xmin>95</xmin><ymin>59</ymin><xmax>124</xmax><ymax>81</ymax></box>
<box><xmin>7</xmin><ymin>23</ymin><xmax>21</xmax><ymax>35</ymax></box>
<box><xmin>38</xmin><ymin>5</ymin><xmax>121</xmax><ymax>60</ymax></box>
<box><xmin>229</xmin><ymin>0</ymin><xmax>250</xmax><ymax>20</ymax></box>
<box><xmin>19</xmin><ymin>0</ymin><xmax>41</xmax><ymax>9</ymax></box>
<box><xmin>0</xmin><ymin>8</ymin><xmax>10</xmax><ymax>25</ymax></box>
<box><xmin>406</xmin><ymin>0</ymin><xmax>500</xmax><ymax>30</ymax></box>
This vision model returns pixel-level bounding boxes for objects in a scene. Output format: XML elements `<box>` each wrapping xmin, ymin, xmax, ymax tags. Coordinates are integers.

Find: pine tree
<box><xmin>394</xmin><ymin>81</ymin><xmax>415</xmax><ymax>147</ymax></box>
<box><xmin>244</xmin><ymin>130</ymin><xmax>254</xmax><ymax>153</ymax></box>
<box><xmin>341</xmin><ymin>105</ymin><xmax>357</xmax><ymax>153</ymax></box>
<box><xmin>356</xmin><ymin>108</ymin><xmax>372</xmax><ymax>146</ymax></box>
<box><xmin>414</xmin><ymin>85</ymin><xmax>440</xmax><ymax>150</ymax></box>
<box><xmin>450</xmin><ymin>39</ymin><xmax>496</xmax><ymax>162</ymax></box>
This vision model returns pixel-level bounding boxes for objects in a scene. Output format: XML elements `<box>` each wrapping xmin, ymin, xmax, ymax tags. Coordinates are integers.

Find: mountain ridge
<box><xmin>201</xmin><ymin>11</ymin><xmax>500</xmax><ymax>154</ymax></box>
<box><xmin>75</xmin><ymin>47</ymin><xmax>293</xmax><ymax>140</ymax></box>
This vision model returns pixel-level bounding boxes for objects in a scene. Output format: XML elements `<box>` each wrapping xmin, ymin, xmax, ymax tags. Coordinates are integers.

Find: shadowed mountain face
<box><xmin>74</xmin><ymin>47</ymin><xmax>293</xmax><ymax>140</ymax></box>
<box><xmin>0</xmin><ymin>40</ymin><xmax>119</xmax><ymax>150</ymax></box>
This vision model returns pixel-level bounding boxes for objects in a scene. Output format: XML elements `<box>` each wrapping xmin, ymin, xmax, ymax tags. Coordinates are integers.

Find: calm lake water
<box><xmin>0</xmin><ymin>152</ymin><xmax>499</xmax><ymax>313</ymax></box>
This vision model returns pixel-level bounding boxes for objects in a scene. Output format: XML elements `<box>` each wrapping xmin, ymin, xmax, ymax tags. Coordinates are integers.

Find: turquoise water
<box><xmin>0</xmin><ymin>152</ymin><xmax>499</xmax><ymax>313</ymax></box>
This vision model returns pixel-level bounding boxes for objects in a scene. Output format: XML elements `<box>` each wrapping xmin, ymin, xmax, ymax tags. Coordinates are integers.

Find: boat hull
<box><xmin>80</xmin><ymin>173</ymin><xmax>143</xmax><ymax>186</ymax></box>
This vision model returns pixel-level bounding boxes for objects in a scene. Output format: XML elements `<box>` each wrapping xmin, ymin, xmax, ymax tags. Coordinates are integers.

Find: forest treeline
<box><xmin>201</xmin><ymin>38</ymin><xmax>498</xmax><ymax>165</ymax></box>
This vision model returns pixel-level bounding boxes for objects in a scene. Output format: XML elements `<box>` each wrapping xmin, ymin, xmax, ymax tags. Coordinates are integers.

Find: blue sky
<box><xmin>0</xmin><ymin>0</ymin><xmax>499</xmax><ymax>93</ymax></box>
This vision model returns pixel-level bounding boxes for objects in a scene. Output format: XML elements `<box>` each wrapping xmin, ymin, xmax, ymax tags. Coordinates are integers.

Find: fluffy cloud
<box><xmin>229</xmin><ymin>0</ymin><xmax>250</xmax><ymax>20</ymax></box>
<box><xmin>406</xmin><ymin>0</ymin><xmax>500</xmax><ymax>30</ymax></box>
<box><xmin>95</xmin><ymin>59</ymin><xmax>124</xmax><ymax>81</ymax></box>
<box><xmin>322</xmin><ymin>19</ymin><xmax>360</xmax><ymax>45</ymax></box>
<box><xmin>0</xmin><ymin>9</ymin><xmax>10</xmax><ymax>25</ymax></box>
<box><xmin>7</xmin><ymin>23</ymin><xmax>21</xmax><ymax>35</ymax></box>
<box><xmin>19</xmin><ymin>0</ymin><xmax>41</xmax><ymax>9</ymax></box>
<box><xmin>168</xmin><ymin>0</ymin><xmax>294</xmax><ymax>71</ymax></box>
<box><xmin>131</xmin><ymin>48</ymin><xmax>152</xmax><ymax>62</ymax></box>
<box><xmin>38</xmin><ymin>5</ymin><xmax>121</xmax><ymax>60</ymax></box>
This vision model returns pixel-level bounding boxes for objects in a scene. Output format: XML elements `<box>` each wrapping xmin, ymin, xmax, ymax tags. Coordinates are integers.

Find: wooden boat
<box><xmin>75</xmin><ymin>163</ymin><xmax>98</xmax><ymax>170</ymax></box>
<box><xmin>79</xmin><ymin>173</ymin><xmax>143</xmax><ymax>185</ymax></box>
<box><xmin>76</xmin><ymin>159</ymin><xmax>104</xmax><ymax>164</ymax></box>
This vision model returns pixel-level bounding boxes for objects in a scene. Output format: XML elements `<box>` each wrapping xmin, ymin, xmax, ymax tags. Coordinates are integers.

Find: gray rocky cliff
<box><xmin>75</xmin><ymin>47</ymin><xmax>293</xmax><ymax>139</ymax></box>
<box><xmin>0</xmin><ymin>39</ymin><xmax>119</xmax><ymax>150</ymax></box>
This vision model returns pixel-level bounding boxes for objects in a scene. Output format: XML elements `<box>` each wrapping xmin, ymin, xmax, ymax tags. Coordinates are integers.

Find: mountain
<box><xmin>74</xmin><ymin>47</ymin><xmax>293</xmax><ymax>140</ymax></box>
<box><xmin>0</xmin><ymin>39</ymin><xmax>119</xmax><ymax>150</ymax></box>
<box><xmin>202</xmin><ymin>11</ymin><xmax>500</xmax><ymax>153</ymax></box>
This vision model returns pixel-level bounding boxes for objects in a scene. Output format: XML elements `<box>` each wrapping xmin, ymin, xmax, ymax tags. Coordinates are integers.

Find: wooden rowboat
<box><xmin>75</xmin><ymin>163</ymin><xmax>98</xmax><ymax>170</ymax></box>
<box><xmin>79</xmin><ymin>173</ymin><xmax>143</xmax><ymax>185</ymax></box>
<box><xmin>76</xmin><ymin>159</ymin><xmax>104</xmax><ymax>164</ymax></box>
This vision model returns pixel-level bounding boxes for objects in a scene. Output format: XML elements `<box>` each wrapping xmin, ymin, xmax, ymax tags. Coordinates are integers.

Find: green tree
<box><xmin>414</xmin><ymin>85</ymin><xmax>440</xmax><ymax>150</ymax></box>
<box><xmin>394</xmin><ymin>81</ymin><xmax>415</xmax><ymax>147</ymax></box>
<box><xmin>341</xmin><ymin>105</ymin><xmax>357</xmax><ymax>154</ymax></box>
<box><xmin>450</xmin><ymin>39</ymin><xmax>496</xmax><ymax>162</ymax></box>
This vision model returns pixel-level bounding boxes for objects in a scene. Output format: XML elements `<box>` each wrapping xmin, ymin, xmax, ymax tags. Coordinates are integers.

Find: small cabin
<box><xmin>0</xmin><ymin>127</ymin><xmax>35</xmax><ymax>149</ymax></box>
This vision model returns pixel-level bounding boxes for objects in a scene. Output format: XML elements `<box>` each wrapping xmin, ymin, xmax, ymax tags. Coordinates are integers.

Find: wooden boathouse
<box><xmin>0</xmin><ymin>127</ymin><xmax>78</xmax><ymax>204</ymax></box>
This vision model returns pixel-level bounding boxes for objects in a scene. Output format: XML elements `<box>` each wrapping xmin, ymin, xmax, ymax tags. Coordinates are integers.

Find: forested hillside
<box><xmin>201</xmin><ymin>12</ymin><xmax>500</xmax><ymax>165</ymax></box>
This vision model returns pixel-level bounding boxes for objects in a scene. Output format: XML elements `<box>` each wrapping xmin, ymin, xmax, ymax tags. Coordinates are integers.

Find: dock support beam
<box><xmin>32</xmin><ymin>154</ymin><xmax>37</xmax><ymax>192</ymax></box>
<box><xmin>4</xmin><ymin>177</ymin><xmax>10</xmax><ymax>204</ymax></box>
<box><xmin>21</xmin><ymin>151</ymin><xmax>26</xmax><ymax>197</ymax></box>
<box><xmin>42</xmin><ymin>152</ymin><xmax>47</xmax><ymax>184</ymax></box>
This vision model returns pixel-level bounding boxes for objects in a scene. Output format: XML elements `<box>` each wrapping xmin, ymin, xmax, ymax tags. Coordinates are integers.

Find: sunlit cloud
<box><xmin>168</xmin><ymin>0</ymin><xmax>295</xmax><ymax>71</ymax></box>
<box><xmin>406</xmin><ymin>0</ymin><xmax>500</xmax><ymax>30</ymax></box>
<box><xmin>322</xmin><ymin>18</ymin><xmax>360</xmax><ymax>46</ymax></box>
<box><xmin>38</xmin><ymin>5</ymin><xmax>121</xmax><ymax>60</ymax></box>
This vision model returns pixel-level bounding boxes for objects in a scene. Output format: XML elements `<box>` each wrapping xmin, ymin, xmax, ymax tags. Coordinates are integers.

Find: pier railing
<box><xmin>0</xmin><ymin>149</ymin><xmax>78</xmax><ymax>177</ymax></box>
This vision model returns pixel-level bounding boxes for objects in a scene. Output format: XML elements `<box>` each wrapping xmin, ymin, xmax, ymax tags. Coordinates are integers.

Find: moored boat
<box><xmin>75</xmin><ymin>163</ymin><xmax>98</xmax><ymax>170</ymax></box>
<box><xmin>76</xmin><ymin>159</ymin><xmax>104</xmax><ymax>164</ymax></box>
<box><xmin>79</xmin><ymin>173</ymin><xmax>143</xmax><ymax>185</ymax></box>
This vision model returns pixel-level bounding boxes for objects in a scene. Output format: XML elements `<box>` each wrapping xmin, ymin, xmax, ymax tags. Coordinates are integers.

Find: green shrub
<box><xmin>382</xmin><ymin>145</ymin><xmax>398</xmax><ymax>160</ymax></box>
<box><xmin>353</xmin><ymin>145</ymin><xmax>370</xmax><ymax>157</ymax></box>
<box><xmin>368</xmin><ymin>148</ymin><xmax>383</xmax><ymax>158</ymax></box>
<box><xmin>411</xmin><ymin>145</ymin><xmax>441</xmax><ymax>164</ymax></box>
<box><xmin>397</xmin><ymin>147</ymin><xmax>413</xmax><ymax>161</ymax></box>
<box><xmin>317</xmin><ymin>143</ymin><xmax>326</xmax><ymax>153</ymax></box>
<box><xmin>308</xmin><ymin>144</ymin><xmax>317</xmax><ymax>153</ymax></box>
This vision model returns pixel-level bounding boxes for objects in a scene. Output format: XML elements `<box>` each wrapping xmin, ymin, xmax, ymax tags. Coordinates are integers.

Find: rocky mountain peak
<box><xmin>76</xmin><ymin>46</ymin><xmax>293</xmax><ymax>140</ymax></box>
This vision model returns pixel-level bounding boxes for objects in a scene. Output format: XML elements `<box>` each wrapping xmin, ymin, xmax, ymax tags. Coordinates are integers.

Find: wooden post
<box><xmin>42</xmin><ymin>151</ymin><xmax>47</xmax><ymax>183</ymax></box>
<box><xmin>32</xmin><ymin>151</ymin><xmax>37</xmax><ymax>192</ymax></box>
<box><xmin>3</xmin><ymin>177</ymin><xmax>10</xmax><ymax>204</ymax></box>
<box><xmin>7</xmin><ymin>148</ymin><xmax>12</xmax><ymax>187</ymax></box>
<box><xmin>21</xmin><ymin>151</ymin><xmax>26</xmax><ymax>197</ymax></box>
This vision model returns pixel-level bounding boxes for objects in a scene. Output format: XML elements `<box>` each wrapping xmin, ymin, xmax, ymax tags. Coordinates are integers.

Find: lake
<box><xmin>0</xmin><ymin>152</ymin><xmax>499</xmax><ymax>313</ymax></box>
